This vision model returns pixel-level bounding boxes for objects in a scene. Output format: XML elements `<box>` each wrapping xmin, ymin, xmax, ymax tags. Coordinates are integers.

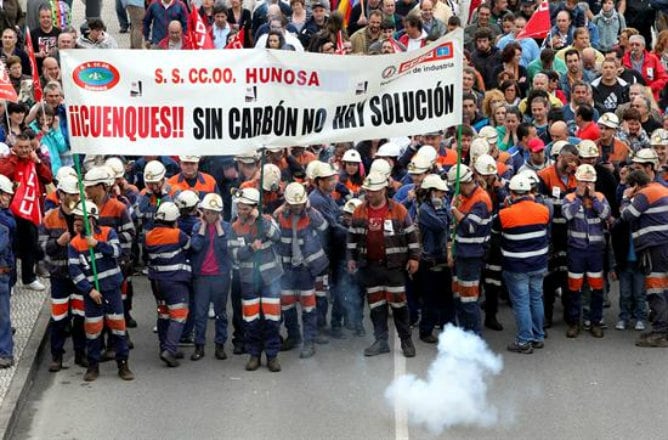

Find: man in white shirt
<box><xmin>212</xmin><ymin>3</ymin><xmax>231</xmax><ymax>49</ymax></box>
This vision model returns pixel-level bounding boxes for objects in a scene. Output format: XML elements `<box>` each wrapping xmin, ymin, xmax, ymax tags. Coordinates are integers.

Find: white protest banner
<box><xmin>61</xmin><ymin>29</ymin><xmax>463</xmax><ymax>156</ymax></box>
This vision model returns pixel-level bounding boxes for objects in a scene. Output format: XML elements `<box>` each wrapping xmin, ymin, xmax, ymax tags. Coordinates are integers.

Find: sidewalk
<box><xmin>0</xmin><ymin>278</ymin><xmax>50</xmax><ymax>440</ymax></box>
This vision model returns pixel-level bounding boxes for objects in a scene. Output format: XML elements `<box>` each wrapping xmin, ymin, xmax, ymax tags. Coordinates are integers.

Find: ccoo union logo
<box><xmin>72</xmin><ymin>61</ymin><xmax>120</xmax><ymax>91</ymax></box>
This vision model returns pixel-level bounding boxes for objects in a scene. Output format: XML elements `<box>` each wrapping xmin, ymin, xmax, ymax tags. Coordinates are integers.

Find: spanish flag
<box><xmin>337</xmin><ymin>0</ymin><xmax>359</xmax><ymax>28</ymax></box>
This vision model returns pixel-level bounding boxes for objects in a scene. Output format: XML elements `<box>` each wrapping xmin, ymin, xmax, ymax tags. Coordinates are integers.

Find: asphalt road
<box><xmin>10</xmin><ymin>275</ymin><xmax>668</xmax><ymax>440</ymax></box>
<box><xmin>14</xmin><ymin>6</ymin><xmax>668</xmax><ymax>440</ymax></box>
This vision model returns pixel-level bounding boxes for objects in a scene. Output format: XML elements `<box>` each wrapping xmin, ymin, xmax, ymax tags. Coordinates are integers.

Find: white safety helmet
<box><xmin>144</xmin><ymin>160</ymin><xmax>166</xmax><ymax>183</ymax></box>
<box><xmin>83</xmin><ymin>166</ymin><xmax>114</xmax><ymax>187</ymax></box>
<box><xmin>342</xmin><ymin>198</ymin><xmax>363</xmax><ymax>215</ymax></box>
<box><xmin>597</xmin><ymin>112</ymin><xmax>619</xmax><ymax>129</ymax></box>
<box><xmin>470</xmin><ymin>138</ymin><xmax>490</xmax><ymax>164</ymax></box>
<box><xmin>0</xmin><ymin>174</ymin><xmax>13</xmax><ymax>194</ymax></box>
<box><xmin>262</xmin><ymin>163</ymin><xmax>282</xmax><ymax>191</ymax></box>
<box><xmin>447</xmin><ymin>164</ymin><xmax>474</xmax><ymax>185</ymax></box>
<box><xmin>632</xmin><ymin>148</ymin><xmax>660</xmax><ymax>170</ymax></box>
<box><xmin>235</xmin><ymin>151</ymin><xmax>260</xmax><ymax>164</ymax></box>
<box><xmin>72</xmin><ymin>200</ymin><xmax>99</xmax><ymax>219</ymax></box>
<box><xmin>174</xmin><ymin>190</ymin><xmax>200</xmax><ymax>209</ymax></box>
<box><xmin>415</xmin><ymin>145</ymin><xmax>438</xmax><ymax>165</ymax></box>
<box><xmin>369</xmin><ymin>158</ymin><xmax>392</xmax><ymax>179</ymax></box>
<box><xmin>57</xmin><ymin>174</ymin><xmax>80</xmax><ymax>195</ymax></box>
<box><xmin>421</xmin><ymin>174</ymin><xmax>448</xmax><ymax>191</ymax></box>
<box><xmin>550</xmin><ymin>140</ymin><xmax>569</xmax><ymax>159</ymax></box>
<box><xmin>266</xmin><ymin>145</ymin><xmax>284</xmax><ymax>153</ymax></box>
<box><xmin>179</xmin><ymin>155</ymin><xmax>201</xmax><ymax>163</ymax></box>
<box><xmin>508</xmin><ymin>174</ymin><xmax>532</xmax><ymax>193</ymax></box>
<box><xmin>284</xmin><ymin>182</ymin><xmax>308</xmax><ymax>204</ymax></box>
<box><xmin>474</xmin><ymin>154</ymin><xmax>498</xmax><ymax>176</ymax></box>
<box><xmin>154</xmin><ymin>202</ymin><xmax>180</xmax><ymax>222</ymax></box>
<box><xmin>651</xmin><ymin>128</ymin><xmax>668</xmax><ymax>146</ymax></box>
<box><xmin>104</xmin><ymin>157</ymin><xmax>125</xmax><ymax>179</ymax></box>
<box><xmin>407</xmin><ymin>154</ymin><xmax>432</xmax><ymax>175</ymax></box>
<box><xmin>376</xmin><ymin>142</ymin><xmax>402</xmax><ymax>158</ymax></box>
<box><xmin>518</xmin><ymin>169</ymin><xmax>540</xmax><ymax>187</ymax></box>
<box><xmin>478</xmin><ymin>126</ymin><xmax>499</xmax><ymax>145</ymax></box>
<box><xmin>342</xmin><ymin>149</ymin><xmax>362</xmax><ymax>163</ymax></box>
<box><xmin>200</xmin><ymin>193</ymin><xmax>224</xmax><ymax>212</ymax></box>
<box><xmin>362</xmin><ymin>171</ymin><xmax>389</xmax><ymax>191</ymax></box>
<box><xmin>305</xmin><ymin>160</ymin><xmax>323</xmax><ymax>181</ymax></box>
<box><xmin>236</xmin><ymin>187</ymin><xmax>261</xmax><ymax>205</ymax></box>
<box><xmin>312</xmin><ymin>161</ymin><xmax>337</xmax><ymax>179</ymax></box>
<box><xmin>56</xmin><ymin>166</ymin><xmax>77</xmax><ymax>183</ymax></box>
<box><xmin>575</xmin><ymin>164</ymin><xmax>597</xmax><ymax>182</ymax></box>
<box><xmin>577</xmin><ymin>140</ymin><xmax>599</xmax><ymax>159</ymax></box>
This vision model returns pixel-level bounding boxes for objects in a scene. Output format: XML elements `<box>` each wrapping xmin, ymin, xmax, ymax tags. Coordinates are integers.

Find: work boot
<box><xmin>280</xmin><ymin>337</ymin><xmax>300</xmax><ymax>352</ymax></box>
<box><xmin>215</xmin><ymin>344</ymin><xmax>227</xmax><ymax>360</ymax></box>
<box><xmin>354</xmin><ymin>325</ymin><xmax>366</xmax><ymax>337</ymax></box>
<box><xmin>566</xmin><ymin>324</ymin><xmax>579</xmax><ymax>338</ymax></box>
<box><xmin>74</xmin><ymin>351</ymin><xmax>89</xmax><ymax>368</ymax></box>
<box><xmin>160</xmin><ymin>350</ymin><xmax>180</xmax><ymax>368</ymax></box>
<box><xmin>191</xmin><ymin>345</ymin><xmax>205</xmax><ymax>361</ymax></box>
<box><xmin>83</xmin><ymin>365</ymin><xmax>99</xmax><ymax>382</ymax></box>
<box><xmin>401</xmin><ymin>338</ymin><xmax>416</xmax><ymax>358</ymax></box>
<box><xmin>0</xmin><ymin>357</ymin><xmax>13</xmax><ymax>369</ymax></box>
<box><xmin>420</xmin><ymin>333</ymin><xmax>438</xmax><ymax>344</ymax></box>
<box><xmin>125</xmin><ymin>314</ymin><xmax>138</xmax><ymax>328</ymax></box>
<box><xmin>179</xmin><ymin>334</ymin><xmax>195</xmax><ymax>347</ymax></box>
<box><xmin>233</xmin><ymin>343</ymin><xmax>246</xmax><ymax>355</ymax></box>
<box><xmin>299</xmin><ymin>342</ymin><xmax>315</xmax><ymax>359</ymax></box>
<box><xmin>174</xmin><ymin>350</ymin><xmax>184</xmax><ymax>360</ymax></box>
<box><xmin>314</xmin><ymin>330</ymin><xmax>329</xmax><ymax>345</ymax></box>
<box><xmin>267</xmin><ymin>357</ymin><xmax>281</xmax><ymax>372</ymax></box>
<box><xmin>636</xmin><ymin>332</ymin><xmax>668</xmax><ymax>348</ymax></box>
<box><xmin>330</xmin><ymin>326</ymin><xmax>346</xmax><ymax>339</ymax></box>
<box><xmin>48</xmin><ymin>355</ymin><xmax>63</xmax><ymax>372</ymax></box>
<box><xmin>590</xmin><ymin>325</ymin><xmax>604</xmax><ymax>338</ymax></box>
<box><xmin>101</xmin><ymin>347</ymin><xmax>116</xmax><ymax>362</ymax></box>
<box><xmin>364</xmin><ymin>340</ymin><xmax>390</xmax><ymax>357</ymax></box>
<box><xmin>245</xmin><ymin>356</ymin><xmax>260</xmax><ymax>371</ymax></box>
<box><xmin>484</xmin><ymin>316</ymin><xmax>504</xmax><ymax>331</ymax></box>
<box><xmin>117</xmin><ymin>360</ymin><xmax>135</xmax><ymax>381</ymax></box>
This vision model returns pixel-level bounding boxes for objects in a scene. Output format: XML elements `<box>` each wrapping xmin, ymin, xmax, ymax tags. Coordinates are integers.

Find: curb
<box><xmin>0</xmin><ymin>298</ymin><xmax>50</xmax><ymax>440</ymax></box>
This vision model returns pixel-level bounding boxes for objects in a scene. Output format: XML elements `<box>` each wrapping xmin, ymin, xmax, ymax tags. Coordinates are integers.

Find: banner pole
<box><xmin>450</xmin><ymin>124</ymin><xmax>463</xmax><ymax>259</ymax></box>
<box><xmin>73</xmin><ymin>154</ymin><xmax>101</xmax><ymax>291</ymax></box>
<box><xmin>253</xmin><ymin>146</ymin><xmax>267</xmax><ymax>285</ymax></box>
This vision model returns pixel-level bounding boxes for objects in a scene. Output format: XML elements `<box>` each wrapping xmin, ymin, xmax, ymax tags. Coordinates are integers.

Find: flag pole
<box><xmin>73</xmin><ymin>154</ymin><xmax>101</xmax><ymax>291</ymax></box>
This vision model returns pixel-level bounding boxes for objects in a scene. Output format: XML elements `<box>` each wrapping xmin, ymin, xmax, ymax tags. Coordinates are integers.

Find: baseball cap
<box><xmin>528</xmin><ymin>138</ymin><xmax>545</xmax><ymax>153</ymax></box>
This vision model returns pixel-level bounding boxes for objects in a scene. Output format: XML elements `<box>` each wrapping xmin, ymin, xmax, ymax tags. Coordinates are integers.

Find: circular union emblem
<box><xmin>72</xmin><ymin>62</ymin><xmax>120</xmax><ymax>91</ymax></box>
<box><xmin>382</xmin><ymin>66</ymin><xmax>397</xmax><ymax>79</ymax></box>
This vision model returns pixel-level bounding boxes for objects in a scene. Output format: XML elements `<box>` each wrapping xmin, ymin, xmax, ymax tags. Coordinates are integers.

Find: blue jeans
<box><xmin>618</xmin><ymin>263</ymin><xmax>647</xmax><ymax>322</ymax></box>
<box><xmin>193</xmin><ymin>274</ymin><xmax>231</xmax><ymax>346</ymax></box>
<box><xmin>0</xmin><ymin>281</ymin><xmax>12</xmax><ymax>358</ymax></box>
<box><xmin>503</xmin><ymin>269</ymin><xmax>546</xmax><ymax>344</ymax></box>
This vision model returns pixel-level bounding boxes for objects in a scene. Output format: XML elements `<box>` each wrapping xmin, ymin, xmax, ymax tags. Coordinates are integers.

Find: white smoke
<box><xmin>385</xmin><ymin>324</ymin><xmax>503</xmax><ymax>434</ymax></box>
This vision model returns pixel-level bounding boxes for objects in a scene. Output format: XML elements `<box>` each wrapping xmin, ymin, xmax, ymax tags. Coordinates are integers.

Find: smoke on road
<box><xmin>385</xmin><ymin>324</ymin><xmax>504</xmax><ymax>434</ymax></box>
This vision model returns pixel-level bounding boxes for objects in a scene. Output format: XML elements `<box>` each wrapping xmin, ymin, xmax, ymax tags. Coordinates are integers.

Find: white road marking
<box><xmin>394</xmin><ymin>330</ymin><xmax>409</xmax><ymax>440</ymax></box>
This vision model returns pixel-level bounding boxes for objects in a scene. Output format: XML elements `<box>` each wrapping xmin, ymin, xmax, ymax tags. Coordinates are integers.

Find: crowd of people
<box><xmin>1</xmin><ymin>0</ymin><xmax>668</xmax><ymax>383</ymax></box>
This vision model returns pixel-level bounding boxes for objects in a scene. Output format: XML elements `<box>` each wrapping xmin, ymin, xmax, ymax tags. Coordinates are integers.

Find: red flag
<box><xmin>225</xmin><ymin>28</ymin><xmax>244</xmax><ymax>49</ymax></box>
<box><xmin>335</xmin><ymin>31</ymin><xmax>346</xmax><ymax>55</ymax></box>
<box><xmin>188</xmin><ymin>8</ymin><xmax>214</xmax><ymax>49</ymax></box>
<box><xmin>24</xmin><ymin>27</ymin><xmax>42</xmax><ymax>102</ymax></box>
<box><xmin>516</xmin><ymin>0</ymin><xmax>550</xmax><ymax>40</ymax></box>
<box><xmin>0</xmin><ymin>62</ymin><xmax>18</xmax><ymax>103</ymax></box>
<box><xmin>10</xmin><ymin>161</ymin><xmax>42</xmax><ymax>226</ymax></box>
